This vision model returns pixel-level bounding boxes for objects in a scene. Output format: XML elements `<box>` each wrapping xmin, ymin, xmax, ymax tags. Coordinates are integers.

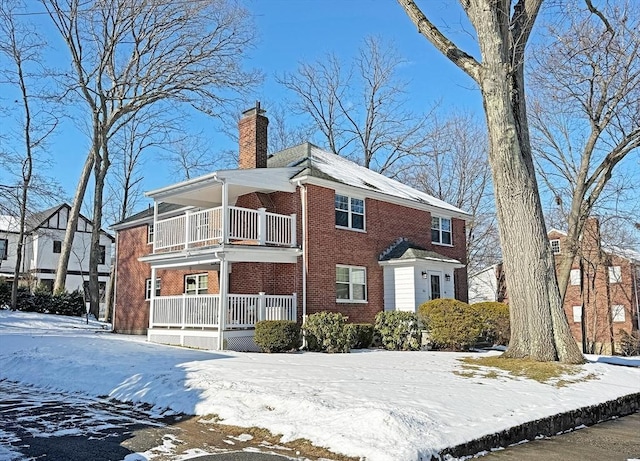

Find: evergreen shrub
<box><xmin>473</xmin><ymin>301</ymin><xmax>510</xmax><ymax>346</ymax></box>
<box><xmin>374</xmin><ymin>311</ymin><xmax>421</xmax><ymax>351</ymax></box>
<box><xmin>254</xmin><ymin>320</ymin><xmax>301</xmax><ymax>353</ymax></box>
<box><xmin>418</xmin><ymin>299</ymin><xmax>482</xmax><ymax>351</ymax></box>
<box><xmin>304</xmin><ymin>311</ymin><xmax>350</xmax><ymax>353</ymax></box>
<box><xmin>344</xmin><ymin>323</ymin><xmax>374</xmax><ymax>349</ymax></box>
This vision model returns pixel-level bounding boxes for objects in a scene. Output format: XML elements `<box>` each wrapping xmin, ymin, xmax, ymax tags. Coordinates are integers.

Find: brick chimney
<box><xmin>238</xmin><ymin>101</ymin><xmax>268</xmax><ymax>169</ymax></box>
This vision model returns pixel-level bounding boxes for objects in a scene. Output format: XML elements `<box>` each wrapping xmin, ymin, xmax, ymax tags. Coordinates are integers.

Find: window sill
<box><xmin>336</xmin><ymin>299</ymin><xmax>368</xmax><ymax>304</ymax></box>
<box><xmin>335</xmin><ymin>225</ymin><xmax>366</xmax><ymax>233</ymax></box>
<box><xmin>432</xmin><ymin>242</ymin><xmax>454</xmax><ymax>247</ymax></box>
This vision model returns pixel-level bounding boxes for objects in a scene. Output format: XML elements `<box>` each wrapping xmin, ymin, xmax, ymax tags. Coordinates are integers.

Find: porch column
<box><xmin>152</xmin><ymin>202</ymin><xmax>158</xmax><ymax>253</ymax></box>
<box><xmin>148</xmin><ymin>266</ymin><xmax>157</xmax><ymax>340</ymax></box>
<box><xmin>221</xmin><ymin>181</ymin><xmax>229</xmax><ymax>245</ymax></box>
<box><xmin>217</xmin><ymin>257</ymin><xmax>229</xmax><ymax>350</ymax></box>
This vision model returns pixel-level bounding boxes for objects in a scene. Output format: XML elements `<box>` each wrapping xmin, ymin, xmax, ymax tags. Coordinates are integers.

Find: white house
<box><xmin>0</xmin><ymin>204</ymin><xmax>114</xmax><ymax>297</ymax></box>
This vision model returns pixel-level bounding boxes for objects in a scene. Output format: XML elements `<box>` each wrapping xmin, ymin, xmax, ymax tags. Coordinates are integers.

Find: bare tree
<box><xmin>43</xmin><ymin>0</ymin><xmax>260</xmax><ymax>317</ymax></box>
<box><xmin>0</xmin><ymin>0</ymin><xmax>58</xmax><ymax>308</ymax></box>
<box><xmin>402</xmin><ymin>112</ymin><xmax>499</xmax><ymax>273</ymax></box>
<box><xmin>397</xmin><ymin>0</ymin><xmax>583</xmax><ymax>362</ymax></box>
<box><xmin>278</xmin><ymin>36</ymin><xmax>432</xmax><ymax>176</ymax></box>
<box><xmin>529</xmin><ymin>1</ymin><xmax>640</xmax><ymax>300</ymax></box>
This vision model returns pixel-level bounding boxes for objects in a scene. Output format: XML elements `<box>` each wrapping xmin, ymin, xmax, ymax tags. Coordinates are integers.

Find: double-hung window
<box><xmin>145</xmin><ymin>278</ymin><xmax>161</xmax><ymax>300</ymax></box>
<box><xmin>431</xmin><ymin>217</ymin><xmax>452</xmax><ymax>245</ymax></box>
<box><xmin>147</xmin><ymin>224</ymin><xmax>154</xmax><ymax>245</ymax></box>
<box><xmin>336</xmin><ymin>265</ymin><xmax>367</xmax><ymax>302</ymax></box>
<box><xmin>550</xmin><ymin>239</ymin><xmax>561</xmax><ymax>255</ymax></box>
<box><xmin>53</xmin><ymin>240</ymin><xmax>62</xmax><ymax>254</ymax></box>
<box><xmin>0</xmin><ymin>238</ymin><xmax>7</xmax><ymax>260</ymax></box>
<box><xmin>608</xmin><ymin>266</ymin><xmax>622</xmax><ymax>284</ymax></box>
<box><xmin>185</xmin><ymin>273</ymin><xmax>208</xmax><ymax>295</ymax></box>
<box><xmin>335</xmin><ymin>194</ymin><xmax>365</xmax><ymax>230</ymax></box>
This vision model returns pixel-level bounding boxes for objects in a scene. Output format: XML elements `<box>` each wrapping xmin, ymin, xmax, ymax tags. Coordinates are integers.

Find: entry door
<box><xmin>428</xmin><ymin>271</ymin><xmax>442</xmax><ymax>300</ymax></box>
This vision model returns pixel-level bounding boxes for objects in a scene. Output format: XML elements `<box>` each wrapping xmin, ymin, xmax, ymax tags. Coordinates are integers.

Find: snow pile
<box><xmin>1</xmin><ymin>311</ymin><xmax>639</xmax><ymax>461</ymax></box>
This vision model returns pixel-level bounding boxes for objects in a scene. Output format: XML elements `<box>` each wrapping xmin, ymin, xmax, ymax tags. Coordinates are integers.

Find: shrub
<box><xmin>344</xmin><ymin>323</ymin><xmax>374</xmax><ymax>349</ymax></box>
<box><xmin>374</xmin><ymin>311</ymin><xmax>421</xmax><ymax>351</ymax></box>
<box><xmin>254</xmin><ymin>320</ymin><xmax>301</xmax><ymax>353</ymax></box>
<box><xmin>473</xmin><ymin>301</ymin><xmax>510</xmax><ymax>346</ymax></box>
<box><xmin>304</xmin><ymin>312</ymin><xmax>350</xmax><ymax>353</ymax></box>
<box><xmin>418</xmin><ymin>299</ymin><xmax>482</xmax><ymax>351</ymax></box>
<box><xmin>619</xmin><ymin>330</ymin><xmax>640</xmax><ymax>357</ymax></box>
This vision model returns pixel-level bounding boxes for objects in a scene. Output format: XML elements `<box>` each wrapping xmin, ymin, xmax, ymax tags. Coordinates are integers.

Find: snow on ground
<box><xmin>0</xmin><ymin>311</ymin><xmax>639</xmax><ymax>461</ymax></box>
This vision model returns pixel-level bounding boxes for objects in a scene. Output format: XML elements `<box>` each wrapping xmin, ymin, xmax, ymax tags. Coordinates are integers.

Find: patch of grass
<box><xmin>458</xmin><ymin>356</ymin><xmax>597</xmax><ymax>387</ymax></box>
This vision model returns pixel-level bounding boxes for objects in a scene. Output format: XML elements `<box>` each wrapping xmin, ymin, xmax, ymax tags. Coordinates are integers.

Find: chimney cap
<box><xmin>242</xmin><ymin>100</ymin><xmax>266</xmax><ymax>117</ymax></box>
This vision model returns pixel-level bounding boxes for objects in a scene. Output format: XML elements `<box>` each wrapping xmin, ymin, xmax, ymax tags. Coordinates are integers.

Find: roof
<box><xmin>603</xmin><ymin>244</ymin><xmax>640</xmax><ymax>264</ymax></box>
<box><xmin>268</xmin><ymin>143</ymin><xmax>470</xmax><ymax>217</ymax></box>
<box><xmin>378</xmin><ymin>238</ymin><xmax>462</xmax><ymax>265</ymax></box>
<box><xmin>0</xmin><ymin>204</ymin><xmax>114</xmax><ymax>240</ymax></box>
<box><xmin>112</xmin><ymin>203</ymin><xmax>184</xmax><ymax>229</ymax></box>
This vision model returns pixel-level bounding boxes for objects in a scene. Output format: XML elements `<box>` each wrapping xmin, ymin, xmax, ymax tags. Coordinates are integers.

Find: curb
<box><xmin>439</xmin><ymin>392</ymin><xmax>640</xmax><ymax>460</ymax></box>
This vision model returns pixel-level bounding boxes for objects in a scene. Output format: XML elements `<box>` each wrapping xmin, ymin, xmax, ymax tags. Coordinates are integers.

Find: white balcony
<box><xmin>153</xmin><ymin>206</ymin><xmax>296</xmax><ymax>253</ymax></box>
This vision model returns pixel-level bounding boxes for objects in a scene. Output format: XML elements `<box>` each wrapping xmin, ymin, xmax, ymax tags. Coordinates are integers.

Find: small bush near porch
<box><xmin>254</xmin><ymin>320</ymin><xmax>301</xmax><ymax>353</ymax></box>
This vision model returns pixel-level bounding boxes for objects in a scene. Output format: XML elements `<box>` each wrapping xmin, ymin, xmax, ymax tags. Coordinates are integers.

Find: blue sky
<box><xmin>11</xmin><ymin>0</ymin><xmax>485</xmax><ymax>202</ymax></box>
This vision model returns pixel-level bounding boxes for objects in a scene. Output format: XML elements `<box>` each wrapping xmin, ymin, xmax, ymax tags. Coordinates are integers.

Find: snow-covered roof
<box><xmin>268</xmin><ymin>143</ymin><xmax>470</xmax><ymax>218</ymax></box>
<box><xmin>0</xmin><ymin>215</ymin><xmax>19</xmax><ymax>232</ymax></box>
<box><xmin>603</xmin><ymin>244</ymin><xmax>640</xmax><ymax>264</ymax></box>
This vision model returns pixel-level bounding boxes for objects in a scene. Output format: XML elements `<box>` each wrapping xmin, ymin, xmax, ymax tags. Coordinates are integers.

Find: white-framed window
<box><xmin>612</xmin><ymin>304</ymin><xmax>625</xmax><ymax>322</ymax></box>
<box><xmin>608</xmin><ymin>266</ymin><xmax>622</xmax><ymax>284</ymax></box>
<box><xmin>431</xmin><ymin>216</ymin><xmax>452</xmax><ymax>245</ymax></box>
<box><xmin>572</xmin><ymin>305</ymin><xmax>582</xmax><ymax>323</ymax></box>
<box><xmin>145</xmin><ymin>278</ymin><xmax>161</xmax><ymax>300</ymax></box>
<box><xmin>550</xmin><ymin>239</ymin><xmax>561</xmax><ymax>255</ymax></box>
<box><xmin>185</xmin><ymin>273</ymin><xmax>208</xmax><ymax>295</ymax></box>
<box><xmin>0</xmin><ymin>238</ymin><xmax>7</xmax><ymax>260</ymax></box>
<box><xmin>335</xmin><ymin>194</ymin><xmax>365</xmax><ymax>230</ymax></box>
<box><xmin>147</xmin><ymin>224</ymin><xmax>154</xmax><ymax>244</ymax></box>
<box><xmin>570</xmin><ymin>269</ymin><xmax>581</xmax><ymax>286</ymax></box>
<box><xmin>336</xmin><ymin>265</ymin><xmax>367</xmax><ymax>302</ymax></box>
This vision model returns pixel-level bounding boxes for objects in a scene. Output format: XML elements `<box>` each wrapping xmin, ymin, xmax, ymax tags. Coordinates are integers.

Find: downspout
<box><xmin>297</xmin><ymin>181</ymin><xmax>308</xmax><ymax>347</ymax></box>
<box><xmin>633</xmin><ymin>263</ymin><xmax>640</xmax><ymax>331</ymax></box>
<box><xmin>111</xmin><ymin>232</ymin><xmax>119</xmax><ymax>332</ymax></box>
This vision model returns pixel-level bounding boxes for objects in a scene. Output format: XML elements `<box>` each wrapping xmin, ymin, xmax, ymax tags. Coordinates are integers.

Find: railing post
<box><xmin>181</xmin><ymin>294</ymin><xmax>186</xmax><ymax>329</ymax></box>
<box><xmin>152</xmin><ymin>202</ymin><xmax>158</xmax><ymax>253</ymax></box>
<box><xmin>290</xmin><ymin>213</ymin><xmax>297</xmax><ymax>247</ymax></box>
<box><xmin>258</xmin><ymin>291</ymin><xmax>266</xmax><ymax>322</ymax></box>
<box><xmin>257</xmin><ymin>208</ymin><xmax>267</xmax><ymax>245</ymax></box>
<box><xmin>221</xmin><ymin>182</ymin><xmax>229</xmax><ymax>245</ymax></box>
<box><xmin>184</xmin><ymin>210</ymin><xmax>191</xmax><ymax>250</ymax></box>
<box><xmin>291</xmin><ymin>292</ymin><xmax>297</xmax><ymax>321</ymax></box>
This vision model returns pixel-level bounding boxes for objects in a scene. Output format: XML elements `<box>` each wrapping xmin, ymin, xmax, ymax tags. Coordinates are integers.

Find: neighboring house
<box><xmin>112</xmin><ymin>103</ymin><xmax>470</xmax><ymax>351</ymax></box>
<box><xmin>469</xmin><ymin>219</ymin><xmax>640</xmax><ymax>353</ymax></box>
<box><xmin>0</xmin><ymin>204</ymin><xmax>114</xmax><ymax>300</ymax></box>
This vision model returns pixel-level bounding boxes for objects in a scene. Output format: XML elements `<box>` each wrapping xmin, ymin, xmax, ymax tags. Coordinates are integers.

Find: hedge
<box><xmin>418</xmin><ymin>299</ymin><xmax>481</xmax><ymax>351</ymax></box>
<box><xmin>254</xmin><ymin>320</ymin><xmax>301</xmax><ymax>353</ymax></box>
<box><xmin>374</xmin><ymin>311</ymin><xmax>421</xmax><ymax>351</ymax></box>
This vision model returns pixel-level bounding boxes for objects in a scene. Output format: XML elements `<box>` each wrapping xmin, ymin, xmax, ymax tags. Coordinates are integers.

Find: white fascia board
<box><xmin>378</xmin><ymin>257</ymin><xmax>465</xmax><ymax>269</ymax></box>
<box><xmin>295</xmin><ymin>175</ymin><xmax>471</xmax><ymax>221</ymax></box>
<box><xmin>146</xmin><ymin>172</ymin><xmax>222</xmax><ymax>200</ymax></box>
<box><xmin>110</xmin><ymin>206</ymin><xmax>192</xmax><ymax>231</ymax></box>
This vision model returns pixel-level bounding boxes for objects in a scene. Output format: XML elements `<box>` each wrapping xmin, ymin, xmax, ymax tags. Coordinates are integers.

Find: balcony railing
<box><xmin>150</xmin><ymin>293</ymin><xmax>297</xmax><ymax>329</ymax></box>
<box><xmin>153</xmin><ymin>206</ymin><xmax>296</xmax><ymax>253</ymax></box>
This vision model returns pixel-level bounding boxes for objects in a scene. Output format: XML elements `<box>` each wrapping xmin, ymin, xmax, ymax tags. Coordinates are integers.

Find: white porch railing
<box><xmin>150</xmin><ymin>293</ymin><xmax>297</xmax><ymax>329</ymax></box>
<box><xmin>154</xmin><ymin>206</ymin><xmax>296</xmax><ymax>252</ymax></box>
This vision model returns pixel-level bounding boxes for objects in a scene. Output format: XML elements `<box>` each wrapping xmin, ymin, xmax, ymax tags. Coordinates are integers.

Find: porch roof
<box><xmin>145</xmin><ymin>167</ymin><xmax>302</xmax><ymax>207</ymax></box>
<box><xmin>378</xmin><ymin>238</ymin><xmax>464</xmax><ymax>267</ymax></box>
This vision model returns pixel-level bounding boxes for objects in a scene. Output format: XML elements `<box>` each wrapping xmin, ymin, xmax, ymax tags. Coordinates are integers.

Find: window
<box><xmin>572</xmin><ymin>306</ymin><xmax>582</xmax><ymax>323</ymax></box>
<box><xmin>336</xmin><ymin>265</ymin><xmax>367</xmax><ymax>302</ymax></box>
<box><xmin>550</xmin><ymin>239</ymin><xmax>561</xmax><ymax>255</ymax></box>
<box><xmin>608</xmin><ymin>266</ymin><xmax>622</xmax><ymax>284</ymax></box>
<box><xmin>145</xmin><ymin>278</ymin><xmax>161</xmax><ymax>300</ymax></box>
<box><xmin>147</xmin><ymin>224</ymin><xmax>154</xmax><ymax>244</ymax></box>
<box><xmin>185</xmin><ymin>273</ymin><xmax>208</xmax><ymax>295</ymax></box>
<box><xmin>83</xmin><ymin>281</ymin><xmax>107</xmax><ymax>302</ymax></box>
<box><xmin>612</xmin><ymin>304</ymin><xmax>625</xmax><ymax>323</ymax></box>
<box><xmin>98</xmin><ymin>245</ymin><xmax>106</xmax><ymax>265</ymax></box>
<box><xmin>53</xmin><ymin>240</ymin><xmax>62</xmax><ymax>254</ymax></box>
<box><xmin>0</xmin><ymin>238</ymin><xmax>7</xmax><ymax>260</ymax></box>
<box><xmin>570</xmin><ymin>269</ymin><xmax>581</xmax><ymax>286</ymax></box>
<box><xmin>335</xmin><ymin>194</ymin><xmax>364</xmax><ymax>230</ymax></box>
<box><xmin>431</xmin><ymin>217</ymin><xmax>452</xmax><ymax>245</ymax></box>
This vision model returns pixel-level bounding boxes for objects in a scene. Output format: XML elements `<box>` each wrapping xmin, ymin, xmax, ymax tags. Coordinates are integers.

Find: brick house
<box><xmin>469</xmin><ymin>219</ymin><xmax>640</xmax><ymax>354</ymax></box>
<box><xmin>112</xmin><ymin>103</ymin><xmax>470</xmax><ymax>351</ymax></box>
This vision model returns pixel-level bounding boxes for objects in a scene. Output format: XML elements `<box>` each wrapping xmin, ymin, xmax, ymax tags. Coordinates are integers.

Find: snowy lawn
<box><xmin>0</xmin><ymin>311</ymin><xmax>639</xmax><ymax>461</ymax></box>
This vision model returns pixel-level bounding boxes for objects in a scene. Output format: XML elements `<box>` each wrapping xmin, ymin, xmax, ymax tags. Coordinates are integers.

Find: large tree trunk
<box><xmin>89</xmin><ymin>143</ymin><xmax>109</xmax><ymax>319</ymax></box>
<box><xmin>474</xmin><ymin>3</ymin><xmax>583</xmax><ymax>363</ymax></box>
<box><xmin>54</xmin><ymin>150</ymin><xmax>94</xmax><ymax>293</ymax></box>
